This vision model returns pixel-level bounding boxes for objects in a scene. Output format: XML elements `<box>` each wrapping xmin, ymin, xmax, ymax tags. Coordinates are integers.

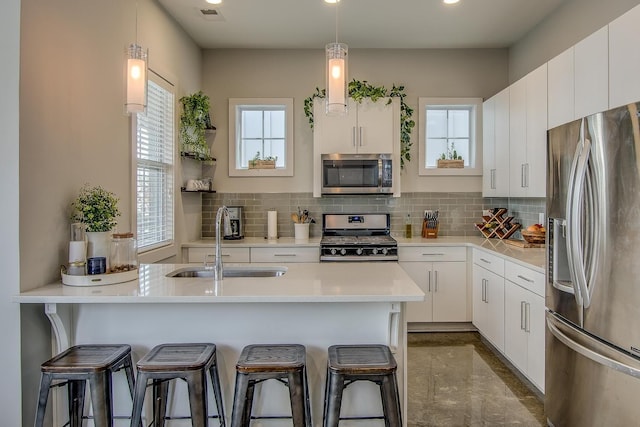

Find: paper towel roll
<box><xmin>267</xmin><ymin>210</ymin><xmax>278</xmax><ymax>239</ymax></box>
<box><xmin>68</xmin><ymin>240</ymin><xmax>87</xmax><ymax>263</ymax></box>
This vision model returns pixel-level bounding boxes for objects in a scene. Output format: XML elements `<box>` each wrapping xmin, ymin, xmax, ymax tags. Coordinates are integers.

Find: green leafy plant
<box><xmin>248</xmin><ymin>151</ymin><xmax>278</xmax><ymax>168</ymax></box>
<box><xmin>71</xmin><ymin>184</ymin><xmax>121</xmax><ymax>232</ymax></box>
<box><xmin>440</xmin><ymin>142</ymin><xmax>463</xmax><ymax>161</ymax></box>
<box><xmin>303</xmin><ymin>79</ymin><xmax>415</xmax><ymax>168</ymax></box>
<box><xmin>179</xmin><ymin>91</ymin><xmax>214</xmax><ymax>160</ymax></box>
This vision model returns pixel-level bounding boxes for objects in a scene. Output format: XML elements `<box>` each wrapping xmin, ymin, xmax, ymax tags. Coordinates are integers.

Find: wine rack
<box><xmin>475</xmin><ymin>208</ymin><xmax>521</xmax><ymax>240</ymax></box>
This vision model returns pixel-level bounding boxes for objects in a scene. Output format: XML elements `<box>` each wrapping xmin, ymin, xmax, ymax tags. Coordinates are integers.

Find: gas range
<box><xmin>320</xmin><ymin>213</ymin><xmax>398</xmax><ymax>262</ymax></box>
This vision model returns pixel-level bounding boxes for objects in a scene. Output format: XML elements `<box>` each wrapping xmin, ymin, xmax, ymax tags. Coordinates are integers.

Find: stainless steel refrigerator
<box><xmin>546</xmin><ymin>102</ymin><xmax>640</xmax><ymax>426</ymax></box>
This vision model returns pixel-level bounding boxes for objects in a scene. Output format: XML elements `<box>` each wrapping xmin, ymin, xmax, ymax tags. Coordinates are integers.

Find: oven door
<box><xmin>321</xmin><ymin>154</ymin><xmax>392</xmax><ymax>194</ymax></box>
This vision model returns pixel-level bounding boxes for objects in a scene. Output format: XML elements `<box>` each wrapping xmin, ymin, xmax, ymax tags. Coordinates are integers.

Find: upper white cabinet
<box><xmin>314</xmin><ymin>97</ymin><xmax>399</xmax><ymax>154</ymax></box>
<box><xmin>609</xmin><ymin>4</ymin><xmax>640</xmax><ymax>109</ymax></box>
<box><xmin>547</xmin><ymin>26</ymin><xmax>609</xmax><ymax>129</ymax></box>
<box><xmin>509</xmin><ymin>64</ymin><xmax>547</xmax><ymax>198</ymax></box>
<box><xmin>482</xmin><ymin>88</ymin><xmax>510</xmax><ymax>197</ymax></box>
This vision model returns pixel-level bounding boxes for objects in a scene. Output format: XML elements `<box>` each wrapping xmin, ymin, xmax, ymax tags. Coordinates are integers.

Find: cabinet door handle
<box><xmin>521</xmin><ymin>164</ymin><xmax>526</xmax><ymax>188</ymax></box>
<box><xmin>525</xmin><ymin>302</ymin><xmax>531</xmax><ymax>332</ymax></box>
<box><xmin>359</xmin><ymin>126</ymin><xmax>363</xmax><ymax>147</ymax></box>
<box><xmin>480</xmin><ymin>258</ymin><xmax>491</xmax><ymax>264</ymax></box>
<box><xmin>525</xmin><ymin>163</ymin><xmax>530</xmax><ymax>188</ymax></box>
<box><xmin>427</xmin><ymin>270</ymin><xmax>432</xmax><ymax>292</ymax></box>
<box><xmin>352</xmin><ymin>127</ymin><xmax>357</xmax><ymax>147</ymax></box>
<box><xmin>521</xmin><ymin>301</ymin><xmax>526</xmax><ymax>330</ymax></box>
<box><xmin>481</xmin><ymin>279</ymin><xmax>486</xmax><ymax>302</ymax></box>
<box><xmin>517</xmin><ymin>274</ymin><xmax>534</xmax><ymax>283</ymax></box>
<box><xmin>422</xmin><ymin>253</ymin><xmax>445</xmax><ymax>256</ymax></box>
<box><xmin>434</xmin><ymin>270</ymin><xmax>439</xmax><ymax>292</ymax></box>
<box><xmin>484</xmin><ymin>279</ymin><xmax>489</xmax><ymax>303</ymax></box>
<box><xmin>274</xmin><ymin>253</ymin><xmax>296</xmax><ymax>257</ymax></box>
<box><xmin>491</xmin><ymin>169</ymin><xmax>496</xmax><ymax>189</ymax></box>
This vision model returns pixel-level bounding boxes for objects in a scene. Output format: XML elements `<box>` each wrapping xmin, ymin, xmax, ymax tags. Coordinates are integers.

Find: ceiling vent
<box><xmin>198</xmin><ymin>8</ymin><xmax>225</xmax><ymax>21</ymax></box>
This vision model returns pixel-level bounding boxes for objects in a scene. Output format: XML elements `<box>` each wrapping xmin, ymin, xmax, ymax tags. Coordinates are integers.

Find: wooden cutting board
<box><xmin>504</xmin><ymin>239</ymin><xmax>545</xmax><ymax>249</ymax></box>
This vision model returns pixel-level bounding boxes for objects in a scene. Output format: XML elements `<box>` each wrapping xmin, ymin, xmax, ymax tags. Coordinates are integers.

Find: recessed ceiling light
<box><xmin>325</xmin><ymin>0</ymin><xmax>340</xmax><ymax>3</ymax></box>
<box><xmin>444</xmin><ymin>0</ymin><xmax>460</xmax><ymax>4</ymax></box>
<box><xmin>206</xmin><ymin>0</ymin><xmax>222</xmax><ymax>4</ymax></box>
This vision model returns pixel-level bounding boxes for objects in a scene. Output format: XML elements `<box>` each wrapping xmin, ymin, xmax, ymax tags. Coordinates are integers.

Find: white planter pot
<box><xmin>86</xmin><ymin>231</ymin><xmax>111</xmax><ymax>269</ymax></box>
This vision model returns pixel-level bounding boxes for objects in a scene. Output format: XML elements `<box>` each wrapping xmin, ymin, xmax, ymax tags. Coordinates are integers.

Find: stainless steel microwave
<box><xmin>321</xmin><ymin>153</ymin><xmax>394</xmax><ymax>195</ymax></box>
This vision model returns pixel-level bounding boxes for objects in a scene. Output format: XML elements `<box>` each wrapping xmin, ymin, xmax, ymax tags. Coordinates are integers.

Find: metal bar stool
<box><xmin>231</xmin><ymin>344</ymin><xmax>311</xmax><ymax>427</ymax></box>
<box><xmin>130</xmin><ymin>343</ymin><xmax>225</xmax><ymax>427</ymax></box>
<box><xmin>323</xmin><ymin>344</ymin><xmax>402</xmax><ymax>427</ymax></box>
<box><xmin>34</xmin><ymin>344</ymin><xmax>138</xmax><ymax>427</ymax></box>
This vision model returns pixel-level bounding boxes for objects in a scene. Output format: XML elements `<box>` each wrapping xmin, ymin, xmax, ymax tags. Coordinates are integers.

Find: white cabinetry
<box><xmin>547</xmin><ymin>26</ymin><xmax>609</xmax><ymax>129</ymax></box>
<box><xmin>609</xmin><ymin>4</ymin><xmax>640</xmax><ymax>109</ymax></box>
<box><xmin>482</xmin><ymin>88</ymin><xmax>510</xmax><ymax>197</ymax></box>
<box><xmin>504</xmin><ymin>261</ymin><xmax>545</xmax><ymax>392</ymax></box>
<box><xmin>250</xmin><ymin>247</ymin><xmax>319</xmax><ymax>263</ymax></box>
<box><xmin>472</xmin><ymin>250</ymin><xmax>505</xmax><ymax>352</ymax></box>
<box><xmin>509</xmin><ymin>63</ymin><xmax>547</xmax><ymax>198</ymax></box>
<box><xmin>187</xmin><ymin>247</ymin><xmax>250</xmax><ymax>264</ymax></box>
<box><xmin>314</xmin><ymin>98</ymin><xmax>398</xmax><ymax>154</ymax></box>
<box><xmin>399</xmin><ymin>246</ymin><xmax>468</xmax><ymax>323</ymax></box>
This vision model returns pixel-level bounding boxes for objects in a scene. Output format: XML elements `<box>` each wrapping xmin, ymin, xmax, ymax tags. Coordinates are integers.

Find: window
<box><xmin>135</xmin><ymin>71</ymin><xmax>175</xmax><ymax>252</ymax></box>
<box><xmin>229</xmin><ymin>98</ymin><xmax>294</xmax><ymax>176</ymax></box>
<box><xmin>418</xmin><ymin>97</ymin><xmax>482</xmax><ymax>176</ymax></box>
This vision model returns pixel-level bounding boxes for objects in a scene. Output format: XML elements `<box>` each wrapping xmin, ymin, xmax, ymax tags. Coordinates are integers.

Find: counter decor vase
<box><xmin>294</xmin><ymin>223</ymin><xmax>310</xmax><ymax>241</ymax></box>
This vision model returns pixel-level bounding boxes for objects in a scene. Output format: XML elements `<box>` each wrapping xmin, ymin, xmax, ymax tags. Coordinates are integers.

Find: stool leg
<box><xmin>34</xmin><ymin>373</ymin><xmax>52</xmax><ymax>427</ymax></box>
<box><xmin>380</xmin><ymin>374</ymin><xmax>402</xmax><ymax>427</ymax></box>
<box><xmin>186</xmin><ymin>370</ymin><xmax>208</xmax><ymax>427</ymax></box>
<box><xmin>323</xmin><ymin>371</ymin><xmax>345</xmax><ymax>427</ymax></box>
<box><xmin>88</xmin><ymin>372</ymin><xmax>112</xmax><ymax>427</ymax></box>
<box><xmin>122</xmin><ymin>356</ymin><xmax>143</xmax><ymax>427</ymax></box>
<box><xmin>153</xmin><ymin>379</ymin><xmax>170</xmax><ymax>427</ymax></box>
<box><xmin>68</xmin><ymin>380</ymin><xmax>86</xmax><ymax>427</ymax></box>
<box><xmin>130</xmin><ymin>372</ymin><xmax>148</xmax><ymax>427</ymax></box>
<box><xmin>209</xmin><ymin>364</ymin><xmax>226</xmax><ymax>426</ymax></box>
<box><xmin>303</xmin><ymin>368</ymin><xmax>312</xmax><ymax>427</ymax></box>
<box><xmin>287</xmin><ymin>370</ymin><xmax>307</xmax><ymax>427</ymax></box>
<box><xmin>230</xmin><ymin>373</ymin><xmax>251</xmax><ymax>427</ymax></box>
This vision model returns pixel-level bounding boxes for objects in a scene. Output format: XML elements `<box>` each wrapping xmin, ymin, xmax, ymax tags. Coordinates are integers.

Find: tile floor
<box><xmin>407</xmin><ymin>332</ymin><xmax>545</xmax><ymax>426</ymax></box>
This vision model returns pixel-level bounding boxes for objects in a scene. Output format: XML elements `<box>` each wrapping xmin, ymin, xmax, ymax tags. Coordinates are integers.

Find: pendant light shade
<box><xmin>125</xmin><ymin>43</ymin><xmax>148</xmax><ymax>114</ymax></box>
<box><xmin>325</xmin><ymin>42</ymin><xmax>348</xmax><ymax>115</ymax></box>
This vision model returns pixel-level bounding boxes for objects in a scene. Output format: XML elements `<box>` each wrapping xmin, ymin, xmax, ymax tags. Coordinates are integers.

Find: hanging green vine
<box><xmin>303</xmin><ymin>79</ymin><xmax>415</xmax><ymax>168</ymax></box>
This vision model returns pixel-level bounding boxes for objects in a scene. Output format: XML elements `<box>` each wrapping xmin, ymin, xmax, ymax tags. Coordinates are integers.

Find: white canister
<box><xmin>294</xmin><ymin>223</ymin><xmax>310</xmax><ymax>241</ymax></box>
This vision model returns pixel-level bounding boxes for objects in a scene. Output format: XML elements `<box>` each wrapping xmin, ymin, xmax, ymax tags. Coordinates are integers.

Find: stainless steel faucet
<box><xmin>214</xmin><ymin>206</ymin><xmax>231</xmax><ymax>282</ymax></box>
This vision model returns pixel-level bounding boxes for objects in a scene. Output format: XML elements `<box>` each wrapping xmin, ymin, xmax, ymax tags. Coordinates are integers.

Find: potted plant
<box><xmin>71</xmin><ymin>184</ymin><xmax>121</xmax><ymax>261</ymax></box>
<box><xmin>437</xmin><ymin>142</ymin><xmax>464</xmax><ymax>168</ymax></box>
<box><xmin>179</xmin><ymin>91</ymin><xmax>215</xmax><ymax>160</ymax></box>
<box><xmin>248</xmin><ymin>151</ymin><xmax>277</xmax><ymax>169</ymax></box>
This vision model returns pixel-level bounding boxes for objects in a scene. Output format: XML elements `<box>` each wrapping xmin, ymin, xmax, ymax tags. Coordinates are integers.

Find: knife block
<box><xmin>422</xmin><ymin>220</ymin><xmax>439</xmax><ymax>238</ymax></box>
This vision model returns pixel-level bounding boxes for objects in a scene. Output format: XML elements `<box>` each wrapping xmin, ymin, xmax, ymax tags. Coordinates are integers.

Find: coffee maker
<box><xmin>224</xmin><ymin>206</ymin><xmax>244</xmax><ymax>240</ymax></box>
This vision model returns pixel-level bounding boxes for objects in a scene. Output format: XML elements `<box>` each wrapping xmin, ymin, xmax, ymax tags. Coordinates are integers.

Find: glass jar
<box><xmin>109</xmin><ymin>233</ymin><xmax>138</xmax><ymax>273</ymax></box>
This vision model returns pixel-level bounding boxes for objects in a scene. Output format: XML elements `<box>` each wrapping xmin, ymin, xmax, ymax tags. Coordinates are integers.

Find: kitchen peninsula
<box><xmin>15</xmin><ymin>262</ymin><xmax>423</xmax><ymax>426</ymax></box>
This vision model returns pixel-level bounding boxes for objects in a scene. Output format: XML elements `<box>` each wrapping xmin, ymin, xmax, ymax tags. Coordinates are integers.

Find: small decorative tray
<box><xmin>61</xmin><ymin>267</ymin><xmax>138</xmax><ymax>287</ymax></box>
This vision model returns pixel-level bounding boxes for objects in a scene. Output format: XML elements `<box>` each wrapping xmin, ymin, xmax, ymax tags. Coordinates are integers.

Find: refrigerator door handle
<box><xmin>547</xmin><ymin>312</ymin><xmax>640</xmax><ymax>380</ymax></box>
<box><xmin>572</xmin><ymin>137</ymin><xmax>592</xmax><ymax>308</ymax></box>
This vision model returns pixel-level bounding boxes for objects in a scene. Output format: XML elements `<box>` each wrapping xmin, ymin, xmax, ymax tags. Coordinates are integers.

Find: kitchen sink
<box><xmin>166</xmin><ymin>266</ymin><xmax>287</xmax><ymax>278</ymax></box>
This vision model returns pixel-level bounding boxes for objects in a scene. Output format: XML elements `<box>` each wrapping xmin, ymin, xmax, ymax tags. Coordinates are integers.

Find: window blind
<box><xmin>136</xmin><ymin>77</ymin><xmax>174</xmax><ymax>250</ymax></box>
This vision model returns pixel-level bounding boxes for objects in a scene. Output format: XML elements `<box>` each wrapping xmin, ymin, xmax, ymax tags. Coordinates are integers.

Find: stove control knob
<box><xmin>340</xmin><ymin>248</ymin><xmax>347</xmax><ymax>255</ymax></box>
<box><xmin>356</xmin><ymin>248</ymin><xmax>363</xmax><ymax>255</ymax></box>
<box><xmin>372</xmin><ymin>248</ymin><xmax>379</xmax><ymax>255</ymax></box>
<box><xmin>382</xmin><ymin>248</ymin><xmax>388</xmax><ymax>255</ymax></box>
<box><xmin>330</xmin><ymin>248</ymin><xmax>337</xmax><ymax>255</ymax></box>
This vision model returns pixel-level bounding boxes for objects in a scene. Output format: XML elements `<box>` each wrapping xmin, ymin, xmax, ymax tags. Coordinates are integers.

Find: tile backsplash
<box><xmin>202</xmin><ymin>193</ymin><xmax>545</xmax><ymax>239</ymax></box>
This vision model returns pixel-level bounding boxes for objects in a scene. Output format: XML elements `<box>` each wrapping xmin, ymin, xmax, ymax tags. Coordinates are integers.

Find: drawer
<box><xmin>473</xmin><ymin>249</ymin><xmax>505</xmax><ymax>277</ymax></box>
<box><xmin>505</xmin><ymin>261</ymin><xmax>545</xmax><ymax>297</ymax></box>
<box><xmin>250</xmin><ymin>247</ymin><xmax>320</xmax><ymax>263</ymax></box>
<box><xmin>398</xmin><ymin>246</ymin><xmax>466</xmax><ymax>262</ymax></box>
<box><xmin>187</xmin><ymin>247</ymin><xmax>250</xmax><ymax>263</ymax></box>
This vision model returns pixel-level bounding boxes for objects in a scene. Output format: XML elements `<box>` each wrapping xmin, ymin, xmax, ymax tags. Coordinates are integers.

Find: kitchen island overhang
<box><xmin>15</xmin><ymin>262</ymin><xmax>423</xmax><ymax>427</ymax></box>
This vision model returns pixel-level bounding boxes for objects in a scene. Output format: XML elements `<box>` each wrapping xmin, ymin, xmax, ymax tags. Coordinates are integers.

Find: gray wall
<box><xmin>202</xmin><ymin>48</ymin><xmax>509</xmax><ymax>195</ymax></box>
<box><xmin>509</xmin><ymin>0</ymin><xmax>640</xmax><ymax>82</ymax></box>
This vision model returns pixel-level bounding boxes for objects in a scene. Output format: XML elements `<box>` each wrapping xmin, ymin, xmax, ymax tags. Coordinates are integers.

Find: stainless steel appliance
<box><xmin>546</xmin><ymin>102</ymin><xmax>640</xmax><ymax>426</ymax></box>
<box><xmin>321</xmin><ymin>153</ymin><xmax>394</xmax><ymax>195</ymax></box>
<box><xmin>320</xmin><ymin>213</ymin><xmax>397</xmax><ymax>261</ymax></box>
<box><xmin>223</xmin><ymin>206</ymin><xmax>244</xmax><ymax>240</ymax></box>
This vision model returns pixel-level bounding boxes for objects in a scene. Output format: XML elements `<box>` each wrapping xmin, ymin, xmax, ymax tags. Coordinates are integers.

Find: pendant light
<box><xmin>125</xmin><ymin>1</ymin><xmax>148</xmax><ymax>114</ymax></box>
<box><xmin>325</xmin><ymin>0</ymin><xmax>348</xmax><ymax>115</ymax></box>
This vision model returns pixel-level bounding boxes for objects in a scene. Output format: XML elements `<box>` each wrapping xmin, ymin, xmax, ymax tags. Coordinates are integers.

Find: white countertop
<box><xmin>14</xmin><ymin>262</ymin><xmax>425</xmax><ymax>304</ymax></box>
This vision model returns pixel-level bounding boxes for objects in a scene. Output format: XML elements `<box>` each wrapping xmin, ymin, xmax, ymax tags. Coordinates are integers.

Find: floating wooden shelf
<box><xmin>475</xmin><ymin>208</ymin><xmax>521</xmax><ymax>240</ymax></box>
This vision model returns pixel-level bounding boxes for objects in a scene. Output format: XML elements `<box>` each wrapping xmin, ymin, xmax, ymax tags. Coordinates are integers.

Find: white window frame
<box><xmin>131</xmin><ymin>69</ymin><xmax>177</xmax><ymax>263</ymax></box>
<box><xmin>418</xmin><ymin>97</ymin><xmax>483</xmax><ymax>176</ymax></box>
<box><xmin>228</xmin><ymin>98</ymin><xmax>294</xmax><ymax>177</ymax></box>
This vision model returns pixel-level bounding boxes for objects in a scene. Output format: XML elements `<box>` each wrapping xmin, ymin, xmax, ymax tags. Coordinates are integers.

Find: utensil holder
<box><xmin>422</xmin><ymin>220</ymin><xmax>439</xmax><ymax>238</ymax></box>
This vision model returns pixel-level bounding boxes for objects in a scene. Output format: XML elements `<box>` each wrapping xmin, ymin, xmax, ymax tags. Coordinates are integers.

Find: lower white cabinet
<box><xmin>250</xmin><ymin>247</ymin><xmax>319</xmax><ymax>263</ymax></box>
<box><xmin>504</xmin><ymin>261</ymin><xmax>545</xmax><ymax>392</ymax></box>
<box><xmin>472</xmin><ymin>263</ymin><xmax>505</xmax><ymax>352</ymax></box>
<box><xmin>187</xmin><ymin>247</ymin><xmax>250</xmax><ymax>264</ymax></box>
<box><xmin>399</xmin><ymin>246</ymin><xmax>468</xmax><ymax>323</ymax></box>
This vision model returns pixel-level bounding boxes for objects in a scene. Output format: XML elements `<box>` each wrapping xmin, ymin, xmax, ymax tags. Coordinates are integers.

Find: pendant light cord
<box><xmin>335</xmin><ymin>1</ymin><xmax>339</xmax><ymax>43</ymax></box>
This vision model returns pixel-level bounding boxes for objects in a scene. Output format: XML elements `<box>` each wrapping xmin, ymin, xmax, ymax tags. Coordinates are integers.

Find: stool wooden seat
<box><xmin>231</xmin><ymin>344</ymin><xmax>311</xmax><ymax>427</ymax></box>
<box><xmin>34</xmin><ymin>344</ymin><xmax>137</xmax><ymax>427</ymax></box>
<box><xmin>323</xmin><ymin>344</ymin><xmax>402</xmax><ymax>427</ymax></box>
<box><xmin>130</xmin><ymin>343</ymin><xmax>225</xmax><ymax>427</ymax></box>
